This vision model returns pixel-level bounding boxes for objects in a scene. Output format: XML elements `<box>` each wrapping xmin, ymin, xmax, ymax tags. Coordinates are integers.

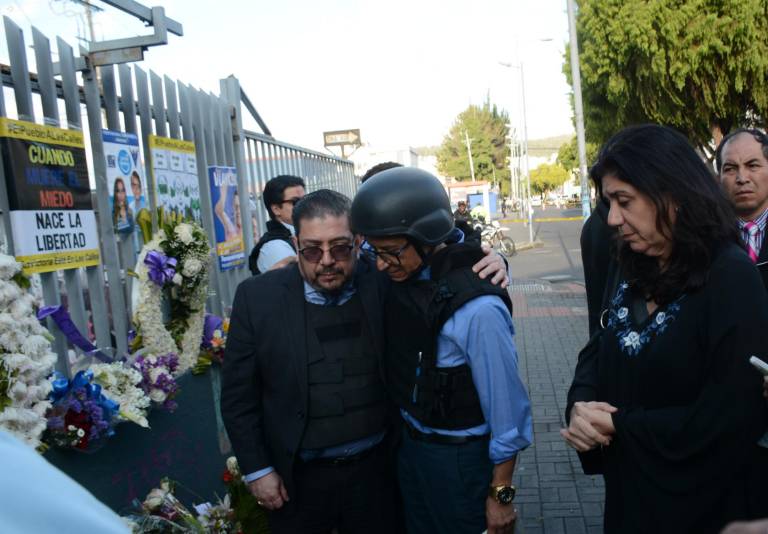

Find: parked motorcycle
<box><xmin>474</xmin><ymin>220</ymin><xmax>516</xmax><ymax>256</ymax></box>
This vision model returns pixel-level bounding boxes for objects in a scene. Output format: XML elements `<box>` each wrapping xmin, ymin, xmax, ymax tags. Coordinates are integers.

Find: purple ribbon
<box><xmin>37</xmin><ymin>305</ymin><xmax>114</xmax><ymax>364</ymax></box>
<box><xmin>144</xmin><ymin>250</ymin><xmax>177</xmax><ymax>287</ymax></box>
<box><xmin>201</xmin><ymin>313</ymin><xmax>223</xmax><ymax>349</ymax></box>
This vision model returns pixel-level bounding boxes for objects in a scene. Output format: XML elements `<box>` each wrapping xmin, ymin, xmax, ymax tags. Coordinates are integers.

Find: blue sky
<box><xmin>1</xmin><ymin>0</ymin><xmax>575</xmax><ymax>152</ymax></box>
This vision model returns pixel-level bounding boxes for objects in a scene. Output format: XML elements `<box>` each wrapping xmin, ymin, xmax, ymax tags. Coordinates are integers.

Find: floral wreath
<box><xmin>0</xmin><ymin>254</ymin><xmax>57</xmax><ymax>449</ymax></box>
<box><xmin>133</xmin><ymin>216</ymin><xmax>211</xmax><ymax>376</ymax></box>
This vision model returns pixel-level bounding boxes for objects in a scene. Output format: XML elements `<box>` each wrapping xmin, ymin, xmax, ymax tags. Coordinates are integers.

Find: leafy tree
<box><xmin>530</xmin><ymin>162</ymin><xmax>569</xmax><ymax>197</ymax></box>
<box><xmin>569</xmin><ymin>0</ymin><xmax>768</xmax><ymax>153</ymax></box>
<box><xmin>437</xmin><ymin>100</ymin><xmax>512</xmax><ymax>193</ymax></box>
<box><xmin>556</xmin><ymin>136</ymin><xmax>599</xmax><ymax>174</ymax></box>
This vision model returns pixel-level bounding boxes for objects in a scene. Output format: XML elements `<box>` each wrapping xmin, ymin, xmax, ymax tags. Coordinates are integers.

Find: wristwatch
<box><xmin>488</xmin><ymin>484</ymin><xmax>516</xmax><ymax>505</ymax></box>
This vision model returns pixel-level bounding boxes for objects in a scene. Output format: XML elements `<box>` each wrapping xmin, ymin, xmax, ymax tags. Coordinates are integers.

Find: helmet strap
<box><xmin>404</xmin><ymin>238</ymin><xmax>434</xmax><ymax>281</ymax></box>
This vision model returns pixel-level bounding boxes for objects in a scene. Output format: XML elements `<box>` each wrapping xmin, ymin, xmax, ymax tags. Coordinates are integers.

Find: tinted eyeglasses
<box><xmin>298</xmin><ymin>243</ymin><xmax>354</xmax><ymax>263</ymax></box>
<box><xmin>281</xmin><ymin>197</ymin><xmax>303</xmax><ymax>206</ymax></box>
<box><xmin>361</xmin><ymin>242</ymin><xmax>411</xmax><ymax>266</ymax></box>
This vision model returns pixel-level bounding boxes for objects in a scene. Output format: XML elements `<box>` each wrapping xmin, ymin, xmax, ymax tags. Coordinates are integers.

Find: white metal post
<box><xmin>567</xmin><ymin>0</ymin><xmax>591</xmax><ymax>220</ymax></box>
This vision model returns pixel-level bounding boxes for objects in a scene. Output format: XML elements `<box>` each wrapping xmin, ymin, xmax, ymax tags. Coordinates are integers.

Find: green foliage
<box><xmin>437</xmin><ymin>100</ymin><xmax>512</xmax><ymax>187</ymax></box>
<box><xmin>556</xmin><ymin>136</ymin><xmax>599</xmax><ymax>174</ymax></box>
<box><xmin>530</xmin><ymin>163</ymin><xmax>570</xmax><ymax>196</ymax></box>
<box><xmin>569</xmin><ymin>0</ymin><xmax>768</xmax><ymax>151</ymax></box>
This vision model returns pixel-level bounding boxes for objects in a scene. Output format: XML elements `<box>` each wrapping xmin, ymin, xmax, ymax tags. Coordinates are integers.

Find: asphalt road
<box><xmin>501</xmin><ymin>206</ymin><xmax>587</xmax><ymax>284</ymax></box>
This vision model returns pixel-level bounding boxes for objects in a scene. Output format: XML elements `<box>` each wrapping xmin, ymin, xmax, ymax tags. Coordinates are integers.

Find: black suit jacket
<box><xmin>220</xmin><ymin>263</ymin><xmax>388</xmax><ymax>497</ymax></box>
<box><xmin>581</xmin><ymin>201</ymin><xmax>616</xmax><ymax>336</ymax></box>
<box><xmin>756</xmin><ymin>237</ymin><xmax>768</xmax><ymax>290</ymax></box>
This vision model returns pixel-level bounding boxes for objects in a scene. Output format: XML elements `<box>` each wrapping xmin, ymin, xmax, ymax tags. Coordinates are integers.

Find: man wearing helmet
<box><xmin>351</xmin><ymin>167</ymin><xmax>532</xmax><ymax>534</ymax></box>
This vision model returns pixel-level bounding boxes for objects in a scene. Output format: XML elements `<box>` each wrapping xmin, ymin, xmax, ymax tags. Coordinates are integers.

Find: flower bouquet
<box><xmin>132</xmin><ymin>352</ymin><xmax>180</xmax><ymax>412</ymax></box>
<box><xmin>124</xmin><ymin>477</ymin><xmax>238</xmax><ymax>533</ymax></box>
<box><xmin>0</xmin><ymin>254</ymin><xmax>57</xmax><ymax>449</ymax></box>
<box><xmin>44</xmin><ymin>369</ymin><xmax>120</xmax><ymax>452</ymax></box>
<box><xmin>220</xmin><ymin>457</ymin><xmax>269</xmax><ymax>534</ymax></box>
<box><xmin>91</xmin><ymin>361</ymin><xmax>151</xmax><ymax>428</ymax></box>
<box><xmin>195</xmin><ymin>315</ymin><xmax>228</xmax><ymax>375</ymax></box>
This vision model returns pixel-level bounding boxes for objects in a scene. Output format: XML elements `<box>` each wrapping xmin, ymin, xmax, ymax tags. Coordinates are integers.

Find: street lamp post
<box><xmin>566</xmin><ymin>0</ymin><xmax>591</xmax><ymax>220</ymax></box>
<box><xmin>499</xmin><ymin>61</ymin><xmax>534</xmax><ymax>243</ymax></box>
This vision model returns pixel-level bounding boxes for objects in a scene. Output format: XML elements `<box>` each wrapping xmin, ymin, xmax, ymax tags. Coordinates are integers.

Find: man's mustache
<box><xmin>317</xmin><ymin>267</ymin><xmax>344</xmax><ymax>275</ymax></box>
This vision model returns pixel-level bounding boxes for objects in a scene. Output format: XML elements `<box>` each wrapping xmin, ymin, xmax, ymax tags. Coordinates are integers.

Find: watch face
<box><xmin>497</xmin><ymin>487</ymin><xmax>515</xmax><ymax>504</ymax></box>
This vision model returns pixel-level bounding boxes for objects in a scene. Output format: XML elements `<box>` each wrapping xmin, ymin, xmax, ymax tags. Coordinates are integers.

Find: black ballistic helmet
<box><xmin>350</xmin><ymin>167</ymin><xmax>454</xmax><ymax>245</ymax></box>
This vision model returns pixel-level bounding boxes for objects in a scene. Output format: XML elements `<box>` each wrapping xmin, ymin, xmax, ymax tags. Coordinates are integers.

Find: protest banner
<box><xmin>0</xmin><ymin>118</ymin><xmax>99</xmax><ymax>274</ymax></box>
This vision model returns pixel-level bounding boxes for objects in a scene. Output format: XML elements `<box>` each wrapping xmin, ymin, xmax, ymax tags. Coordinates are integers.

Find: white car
<box><xmin>530</xmin><ymin>197</ymin><xmax>542</xmax><ymax>207</ymax></box>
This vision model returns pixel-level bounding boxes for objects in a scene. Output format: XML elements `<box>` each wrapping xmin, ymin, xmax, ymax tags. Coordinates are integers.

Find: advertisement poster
<box><xmin>102</xmin><ymin>130</ymin><xmax>144</xmax><ymax>234</ymax></box>
<box><xmin>148</xmin><ymin>135</ymin><xmax>200</xmax><ymax>223</ymax></box>
<box><xmin>208</xmin><ymin>165</ymin><xmax>244</xmax><ymax>271</ymax></box>
<box><xmin>0</xmin><ymin>118</ymin><xmax>100</xmax><ymax>274</ymax></box>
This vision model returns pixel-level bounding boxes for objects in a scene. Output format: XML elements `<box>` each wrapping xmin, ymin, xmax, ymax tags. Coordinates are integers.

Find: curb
<box><xmin>513</xmin><ymin>240</ymin><xmax>544</xmax><ymax>252</ymax></box>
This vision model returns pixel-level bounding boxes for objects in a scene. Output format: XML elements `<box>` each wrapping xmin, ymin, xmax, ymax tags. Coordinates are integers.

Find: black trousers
<box><xmin>268</xmin><ymin>445</ymin><xmax>399</xmax><ymax>534</ymax></box>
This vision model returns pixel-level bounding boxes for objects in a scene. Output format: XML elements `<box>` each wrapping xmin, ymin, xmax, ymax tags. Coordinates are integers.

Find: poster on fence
<box><xmin>148</xmin><ymin>135</ymin><xmax>200</xmax><ymax>223</ymax></box>
<box><xmin>102</xmin><ymin>130</ymin><xmax>144</xmax><ymax>234</ymax></box>
<box><xmin>0</xmin><ymin>117</ymin><xmax>100</xmax><ymax>274</ymax></box>
<box><xmin>208</xmin><ymin>165</ymin><xmax>245</xmax><ymax>271</ymax></box>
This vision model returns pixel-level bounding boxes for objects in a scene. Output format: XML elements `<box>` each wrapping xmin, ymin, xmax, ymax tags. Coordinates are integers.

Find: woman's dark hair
<box><xmin>590</xmin><ymin>124</ymin><xmax>739</xmax><ymax>304</ymax></box>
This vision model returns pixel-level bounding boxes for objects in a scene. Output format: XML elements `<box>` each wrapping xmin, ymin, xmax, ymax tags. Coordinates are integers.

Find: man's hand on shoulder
<box><xmin>474</xmin><ymin>243</ymin><xmax>510</xmax><ymax>288</ymax></box>
<box><xmin>248</xmin><ymin>472</ymin><xmax>290</xmax><ymax>510</ymax></box>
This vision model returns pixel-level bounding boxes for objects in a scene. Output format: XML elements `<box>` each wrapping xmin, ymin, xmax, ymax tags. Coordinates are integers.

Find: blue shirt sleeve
<box><xmin>439</xmin><ymin>295</ymin><xmax>533</xmax><ymax>463</ymax></box>
<box><xmin>243</xmin><ymin>466</ymin><xmax>275</xmax><ymax>483</ymax></box>
<box><xmin>256</xmin><ymin>240</ymin><xmax>296</xmax><ymax>272</ymax></box>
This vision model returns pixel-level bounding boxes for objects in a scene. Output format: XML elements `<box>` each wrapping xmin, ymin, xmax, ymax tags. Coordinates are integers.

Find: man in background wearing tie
<box><xmin>716</xmin><ymin>128</ymin><xmax>768</xmax><ymax>522</ymax></box>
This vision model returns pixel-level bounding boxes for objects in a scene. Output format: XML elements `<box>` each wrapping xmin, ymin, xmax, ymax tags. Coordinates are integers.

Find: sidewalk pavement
<box><xmin>509</xmin><ymin>279</ymin><xmax>605</xmax><ymax>534</ymax></box>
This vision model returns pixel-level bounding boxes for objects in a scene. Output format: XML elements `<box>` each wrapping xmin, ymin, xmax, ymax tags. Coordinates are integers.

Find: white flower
<box><xmin>655</xmin><ymin>312</ymin><xmax>666</xmax><ymax>325</ymax></box>
<box><xmin>182</xmin><ymin>258</ymin><xmax>203</xmax><ymax>277</ymax></box>
<box><xmin>143</xmin><ymin>487</ymin><xmax>170</xmax><ymax>510</ymax></box>
<box><xmin>174</xmin><ymin>223</ymin><xmax>194</xmax><ymax>245</ymax></box>
<box><xmin>149</xmin><ymin>389</ymin><xmax>167</xmax><ymax>403</ymax></box>
<box><xmin>0</xmin><ymin>254</ymin><xmax>21</xmax><ymax>280</ymax></box>
<box><xmin>148</xmin><ymin>367</ymin><xmax>168</xmax><ymax>384</ymax></box>
<box><xmin>622</xmin><ymin>331</ymin><xmax>641</xmax><ymax>350</ymax></box>
<box><xmin>76</xmin><ymin>428</ymin><xmax>85</xmax><ymax>438</ymax></box>
<box><xmin>226</xmin><ymin>456</ymin><xmax>240</xmax><ymax>476</ymax></box>
<box><xmin>172</xmin><ymin>273</ymin><xmax>183</xmax><ymax>285</ymax></box>
<box><xmin>617</xmin><ymin>307</ymin><xmax>628</xmax><ymax>320</ymax></box>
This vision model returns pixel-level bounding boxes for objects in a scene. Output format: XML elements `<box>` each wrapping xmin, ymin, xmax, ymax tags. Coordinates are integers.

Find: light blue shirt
<box><xmin>401</xmin><ymin>267</ymin><xmax>533</xmax><ymax>464</ymax></box>
<box><xmin>255</xmin><ymin>221</ymin><xmax>296</xmax><ymax>273</ymax></box>
<box><xmin>244</xmin><ymin>277</ymin><xmax>385</xmax><ymax>483</ymax></box>
<box><xmin>0</xmin><ymin>430</ymin><xmax>129</xmax><ymax>532</ymax></box>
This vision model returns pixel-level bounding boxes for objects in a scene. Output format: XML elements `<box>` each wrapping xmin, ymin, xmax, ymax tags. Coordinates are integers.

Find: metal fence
<box><xmin>0</xmin><ymin>17</ymin><xmax>357</xmax><ymax>374</ymax></box>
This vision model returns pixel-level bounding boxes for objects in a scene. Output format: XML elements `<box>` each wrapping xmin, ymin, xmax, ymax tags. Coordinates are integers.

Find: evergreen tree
<box><xmin>570</xmin><ymin>0</ymin><xmax>768</xmax><ymax>153</ymax></box>
<box><xmin>437</xmin><ymin>100</ymin><xmax>512</xmax><ymax>193</ymax></box>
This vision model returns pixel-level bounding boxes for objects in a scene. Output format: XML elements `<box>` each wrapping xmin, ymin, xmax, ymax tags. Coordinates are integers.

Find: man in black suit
<box><xmin>580</xmin><ymin>200</ymin><xmax>615</xmax><ymax>337</ymax></box>
<box><xmin>222</xmin><ymin>189</ymin><xmax>395</xmax><ymax>533</ymax></box>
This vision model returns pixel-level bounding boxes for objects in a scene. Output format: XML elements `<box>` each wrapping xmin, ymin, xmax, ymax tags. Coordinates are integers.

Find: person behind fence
<box><xmin>247</xmin><ymin>174</ymin><xmax>305</xmax><ymax>275</ymax></box>
<box><xmin>351</xmin><ymin>167</ymin><xmax>532</xmax><ymax>534</ymax></box>
<box><xmin>562</xmin><ymin>124</ymin><xmax>768</xmax><ymax>533</ymax></box>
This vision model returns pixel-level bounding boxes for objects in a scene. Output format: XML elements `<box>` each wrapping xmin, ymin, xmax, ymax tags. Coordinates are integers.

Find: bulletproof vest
<box><xmin>301</xmin><ymin>293</ymin><xmax>389</xmax><ymax>450</ymax></box>
<box><xmin>248</xmin><ymin>220</ymin><xmax>294</xmax><ymax>276</ymax></box>
<box><xmin>385</xmin><ymin>243</ymin><xmax>513</xmax><ymax>430</ymax></box>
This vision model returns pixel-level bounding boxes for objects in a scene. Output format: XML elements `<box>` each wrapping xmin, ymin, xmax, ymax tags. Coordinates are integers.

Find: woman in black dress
<box><xmin>562</xmin><ymin>124</ymin><xmax>768</xmax><ymax>533</ymax></box>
